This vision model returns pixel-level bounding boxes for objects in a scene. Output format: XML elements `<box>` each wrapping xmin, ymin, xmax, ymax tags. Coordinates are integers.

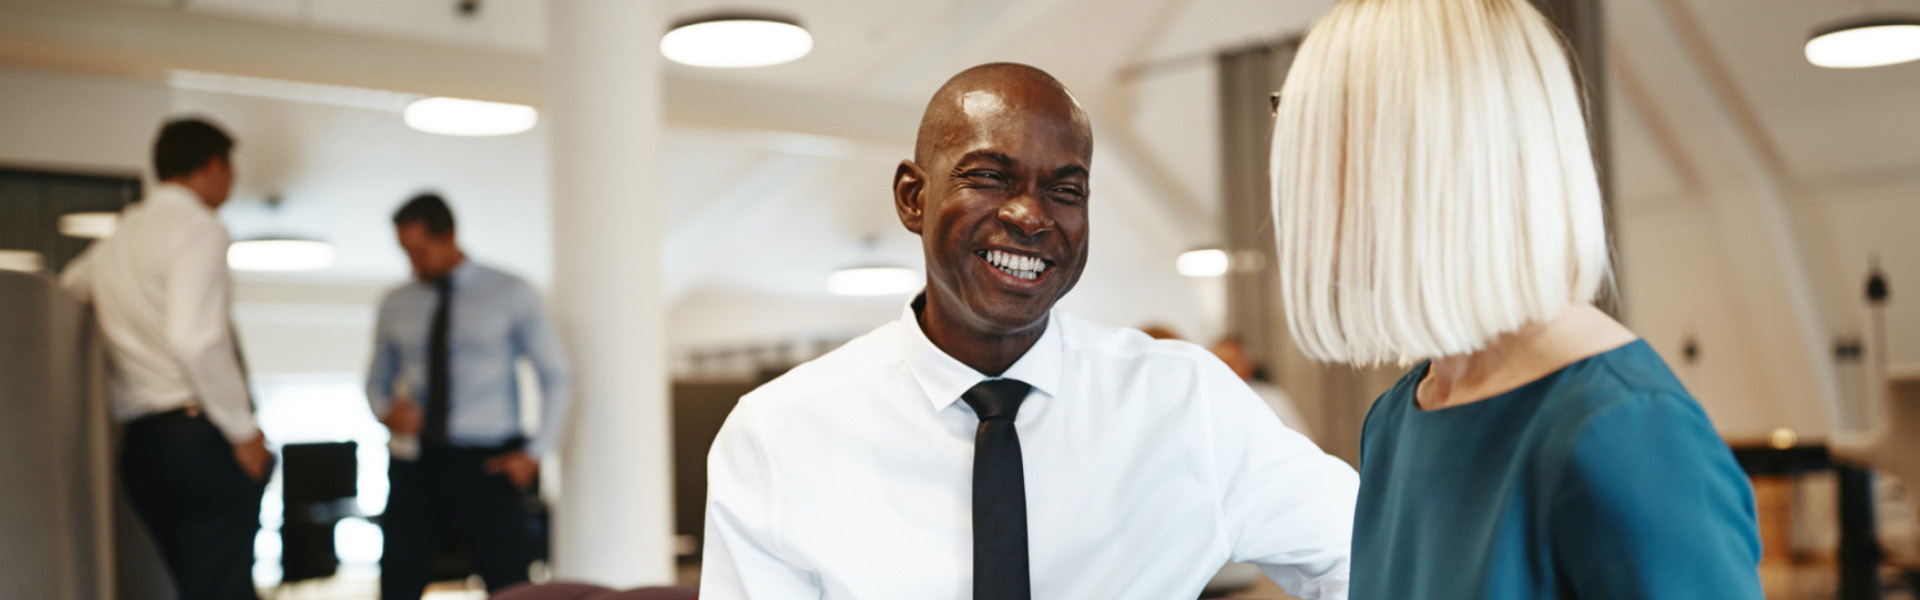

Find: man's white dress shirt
<box><xmin>702</xmin><ymin>299</ymin><xmax>1359</xmax><ymax>599</ymax></box>
<box><xmin>61</xmin><ymin>183</ymin><xmax>256</xmax><ymax>443</ymax></box>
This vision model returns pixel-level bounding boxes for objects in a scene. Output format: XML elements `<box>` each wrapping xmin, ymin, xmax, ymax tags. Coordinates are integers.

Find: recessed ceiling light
<box><xmin>1176</xmin><ymin>249</ymin><xmax>1230</xmax><ymax>278</ymax></box>
<box><xmin>403</xmin><ymin>97</ymin><xmax>539</xmax><ymax>137</ymax></box>
<box><xmin>0</xmin><ymin>249</ymin><xmax>44</xmax><ymax>273</ymax></box>
<box><xmin>228</xmin><ymin>238</ymin><xmax>335</xmax><ymax>272</ymax></box>
<box><xmin>661</xmin><ymin>14</ymin><xmax>813</xmax><ymax>68</ymax></box>
<box><xmin>1807</xmin><ymin>19</ymin><xmax>1920</xmax><ymax>68</ymax></box>
<box><xmin>58</xmin><ymin>212</ymin><xmax>120</xmax><ymax>239</ymax></box>
<box><xmin>827</xmin><ymin>266</ymin><xmax>920</xmax><ymax>297</ymax></box>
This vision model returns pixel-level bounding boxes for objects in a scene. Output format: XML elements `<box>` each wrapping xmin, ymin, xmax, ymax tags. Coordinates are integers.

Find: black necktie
<box><xmin>963</xmin><ymin>378</ymin><xmax>1033</xmax><ymax>600</ymax></box>
<box><xmin>424</xmin><ymin>278</ymin><xmax>453</xmax><ymax>446</ymax></box>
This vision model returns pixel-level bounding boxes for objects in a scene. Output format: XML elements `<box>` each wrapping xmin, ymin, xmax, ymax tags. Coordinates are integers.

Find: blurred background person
<box><xmin>365</xmin><ymin>193</ymin><xmax>572</xmax><ymax>599</ymax></box>
<box><xmin>1270</xmin><ymin>1</ymin><xmax>1761</xmax><ymax>599</ymax></box>
<box><xmin>60</xmin><ymin>118</ymin><xmax>270</xmax><ymax>600</ymax></box>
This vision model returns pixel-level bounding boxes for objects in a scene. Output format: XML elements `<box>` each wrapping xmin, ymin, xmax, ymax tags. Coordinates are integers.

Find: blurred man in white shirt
<box><xmin>62</xmin><ymin>118</ymin><xmax>268</xmax><ymax>600</ymax></box>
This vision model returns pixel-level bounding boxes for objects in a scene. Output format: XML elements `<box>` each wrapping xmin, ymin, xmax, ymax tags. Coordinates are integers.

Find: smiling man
<box><xmin>700</xmin><ymin>63</ymin><xmax>1358</xmax><ymax>600</ymax></box>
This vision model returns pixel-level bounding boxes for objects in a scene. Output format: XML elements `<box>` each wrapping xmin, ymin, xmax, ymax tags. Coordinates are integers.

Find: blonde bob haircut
<box><xmin>1272</xmin><ymin>0</ymin><xmax>1609</xmax><ymax>365</ymax></box>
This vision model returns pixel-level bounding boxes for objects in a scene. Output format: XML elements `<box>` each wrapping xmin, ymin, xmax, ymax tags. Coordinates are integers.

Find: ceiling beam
<box><xmin>1611</xmin><ymin>54</ymin><xmax>1704</xmax><ymax>196</ymax></box>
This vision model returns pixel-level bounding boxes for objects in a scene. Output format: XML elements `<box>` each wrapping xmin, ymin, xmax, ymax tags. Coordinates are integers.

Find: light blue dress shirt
<box><xmin>366</xmin><ymin>260</ymin><xmax>571</xmax><ymax>458</ymax></box>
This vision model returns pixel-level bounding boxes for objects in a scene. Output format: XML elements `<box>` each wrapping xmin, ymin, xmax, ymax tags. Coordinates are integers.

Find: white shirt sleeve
<box><xmin>166</xmin><ymin>225</ymin><xmax>257</xmax><ymax>443</ymax></box>
<box><xmin>1204</xmin><ymin>358</ymin><xmax>1358</xmax><ymax>600</ymax></box>
<box><xmin>702</xmin><ymin>403</ymin><xmax>821</xmax><ymax>599</ymax></box>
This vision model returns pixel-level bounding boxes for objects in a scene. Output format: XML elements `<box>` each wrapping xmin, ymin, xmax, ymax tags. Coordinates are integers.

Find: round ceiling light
<box><xmin>403</xmin><ymin>97</ymin><xmax>538</xmax><ymax>136</ymax></box>
<box><xmin>59</xmin><ymin>211</ymin><xmax>120</xmax><ymax>239</ymax></box>
<box><xmin>1175</xmin><ymin>249</ymin><xmax>1230</xmax><ymax>278</ymax></box>
<box><xmin>661</xmin><ymin>15</ymin><xmax>813</xmax><ymax>68</ymax></box>
<box><xmin>0</xmin><ymin>249</ymin><xmax>44</xmax><ymax>273</ymax></box>
<box><xmin>1806</xmin><ymin>19</ymin><xmax>1920</xmax><ymax>68</ymax></box>
<box><xmin>228</xmin><ymin>238</ymin><xmax>335</xmax><ymax>272</ymax></box>
<box><xmin>827</xmin><ymin>266</ymin><xmax>920</xmax><ymax>297</ymax></box>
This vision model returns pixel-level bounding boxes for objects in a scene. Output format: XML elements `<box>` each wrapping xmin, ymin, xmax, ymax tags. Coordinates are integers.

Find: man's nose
<box><xmin>997</xmin><ymin>189</ymin><xmax>1054</xmax><ymax>238</ymax></box>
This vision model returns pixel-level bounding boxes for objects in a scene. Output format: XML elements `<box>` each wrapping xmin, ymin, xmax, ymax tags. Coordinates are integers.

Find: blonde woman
<box><xmin>1271</xmin><ymin>0</ymin><xmax>1762</xmax><ymax>597</ymax></box>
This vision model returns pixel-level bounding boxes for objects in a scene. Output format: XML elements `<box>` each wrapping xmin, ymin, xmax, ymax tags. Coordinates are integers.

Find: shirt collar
<box><xmin>428</xmin><ymin>259</ymin><xmax>478</xmax><ymax>290</ymax></box>
<box><xmin>149</xmin><ymin>182</ymin><xmax>212</xmax><ymax>214</ymax></box>
<box><xmin>895</xmin><ymin>293</ymin><xmax>1063</xmax><ymax>412</ymax></box>
<box><xmin>447</xmin><ymin>259</ymin><xmax>478</xmax><ymax>288</ymax></box>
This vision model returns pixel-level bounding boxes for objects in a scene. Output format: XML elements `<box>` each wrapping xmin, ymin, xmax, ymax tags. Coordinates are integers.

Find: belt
<box><xmin>422</xmin><ymin>436</ymin><xmax>527</xmax><ymax>456</ymax></box>
<box><xmin>129</xmin><ymin>403</ymin><xmax>204</xmax><ymax>425</ymax></box>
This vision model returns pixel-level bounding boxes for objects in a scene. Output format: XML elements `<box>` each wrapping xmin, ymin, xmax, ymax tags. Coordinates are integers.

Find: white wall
<box><xmin>1617</xmin><ymin>182</ymin><xmax>1920</xmax><ymax>440</ymax></box>
<box><xmin>1617</xmin><ymin>202</ymin><xmax>1810</xmax><ymax>437</ymax></box>
<box><xmin>0</xmin><ymin>65</ymin><xmax>167</xmax><ymax>176</ymax></box>
<box><xmin>1816</xmin><ymin>186</ymin><xmax>1920</xmax><ymax>370</ymax></box>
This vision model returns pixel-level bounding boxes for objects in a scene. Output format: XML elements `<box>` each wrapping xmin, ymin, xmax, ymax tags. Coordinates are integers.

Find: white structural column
<box><xmin>547</xmin><ymin>0</ymin><xmax>675</xmax><ymax>586</ymax></box>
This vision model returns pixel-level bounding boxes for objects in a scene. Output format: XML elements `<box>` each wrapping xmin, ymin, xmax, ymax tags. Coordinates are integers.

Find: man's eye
<box><xmin>1052</xmin><ymin>187</ymin><xmax>1086</xmax><ymax>200</ymax></box>
<box><xmin>968</xmin><ymin>171</ymin><xmax>1005</xmax><ymax>181</ymax></box>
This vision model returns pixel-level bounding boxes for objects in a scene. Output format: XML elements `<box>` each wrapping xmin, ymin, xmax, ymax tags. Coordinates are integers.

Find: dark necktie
<box><xmin>962</xmin><ymin>378</ymin><xmax>1033</xmax><ymax>600</ymax></box>
<box><xmin>424</xmin><ymin>278</ymin><xmax>453</xmax><ymax>446</ymax></box>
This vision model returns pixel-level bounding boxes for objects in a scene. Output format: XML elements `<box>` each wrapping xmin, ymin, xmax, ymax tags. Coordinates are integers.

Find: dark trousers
<box><xmin>380</xmin><ymin>443</ymin><xmax>532</xmax><ymax>600</ymax></box>
<box><xmin>121</xmin><ymin>409</ymin><xmax>267</xmax><ymax>600</ymax></box>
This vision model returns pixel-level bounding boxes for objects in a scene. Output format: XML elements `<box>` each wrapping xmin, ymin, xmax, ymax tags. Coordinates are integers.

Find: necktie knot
<box><xmin>963</xmin><ymin>378</ymin><xmax>1031</xmax><ymax>422</ymax></box>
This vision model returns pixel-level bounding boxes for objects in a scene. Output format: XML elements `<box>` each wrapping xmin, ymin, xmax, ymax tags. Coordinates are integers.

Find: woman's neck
<box><xmin>1416</xmin><ymin>303</ymin><xmax>1639</xmax><ymax>411</ymax></box>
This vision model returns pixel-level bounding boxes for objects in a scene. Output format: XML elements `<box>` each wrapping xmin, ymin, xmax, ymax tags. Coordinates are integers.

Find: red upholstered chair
<box><xmin>489</xmin><ymin>581</ymin><xmax>615</xmax><ymax>600</ymax></box>
<box><xmin>599</xmin><ymin>587</ymin><xmax>698</xmax><ymax>600</ymax></box>
<box><xmin>489</xmin><ymin>582</ymin><xmax>698</xmax><ymax>600</ymax></box>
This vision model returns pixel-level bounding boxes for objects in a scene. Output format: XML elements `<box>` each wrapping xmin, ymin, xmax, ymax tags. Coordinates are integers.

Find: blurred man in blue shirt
<box><xmin>366</xmin><ymin>193</ymin><xmax>571</xmax><ymax>599</ymax></box>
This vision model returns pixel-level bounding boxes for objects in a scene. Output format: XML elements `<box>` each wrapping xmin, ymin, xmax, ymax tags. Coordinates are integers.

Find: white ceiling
<box><xmin>1606</xmin><ymin>0</ymin><xmax>1920</xmax><ymax>209</ymax></box>
<box><xmin>103</xmin><ymin>0</ymin><xmax>547</xmax><ymax>54</ymax></box>
<box><xmin>89</xmin><ymin>0</ymin><xmax>1920</xmax><ymax>202</ymax></box>
<box><xmin>12</xmin><ymin>0</ymin><xmax>1920</xmax><ymax>348</ymax></box>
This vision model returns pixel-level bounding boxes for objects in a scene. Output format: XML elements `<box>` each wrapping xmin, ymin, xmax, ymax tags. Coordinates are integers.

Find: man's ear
<box><xmin>203</xmin><ymin>154</ymin><xmax>231</xmax><ymax>176</ymax></box>
<box><xmin>893</xmin><ymin>159</ymin><xmax>927</xmax><ymax>234</ymax></box>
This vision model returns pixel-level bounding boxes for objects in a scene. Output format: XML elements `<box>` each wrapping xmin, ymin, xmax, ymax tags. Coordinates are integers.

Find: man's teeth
<box><xmin>983</xmin><ymin>249</ymin><xmax>1047</xmax><ymax>280</ymax></box>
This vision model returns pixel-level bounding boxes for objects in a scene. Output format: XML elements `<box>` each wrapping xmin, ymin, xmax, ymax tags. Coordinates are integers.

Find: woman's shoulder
<box><xmin>1532</xmin><ymin>340</ymin><xmax>1732</xmax><ymax>480</ymax></box>
<box><xmin>1538</xmin><ymin>340</ymin><xmax>1700</xmax><ymax>425</ymax></box>
<box><xmin>1517</xmin><ymin>340</ymin><xmax>1726</xmax><ymax>471</ymax></box>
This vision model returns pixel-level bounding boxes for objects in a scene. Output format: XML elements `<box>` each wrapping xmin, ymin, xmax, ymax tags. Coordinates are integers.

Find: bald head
<box><xmin>913</xmin><ymin>63</ymin><xmax>1093</xmax><ymax>167</ymax></box>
